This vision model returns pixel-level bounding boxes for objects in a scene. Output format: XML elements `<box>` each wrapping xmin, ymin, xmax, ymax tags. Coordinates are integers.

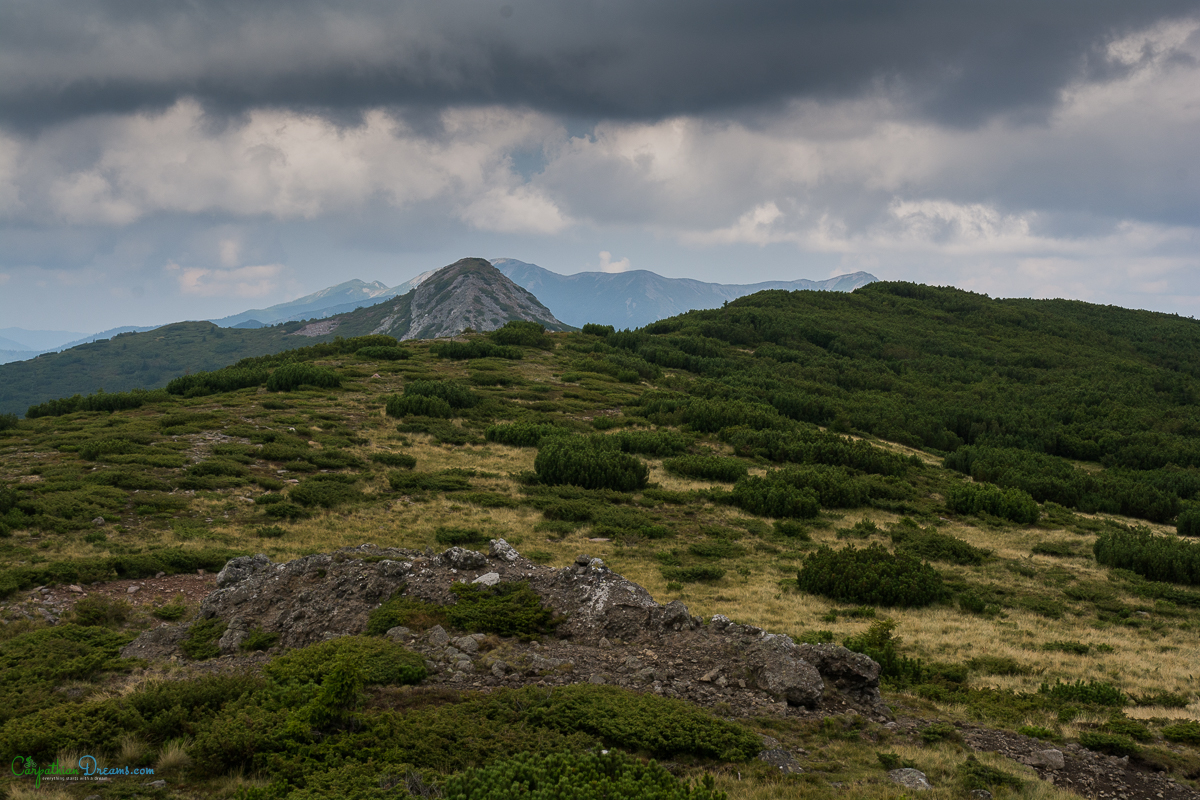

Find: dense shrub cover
<box><xmin>265</xmin><ymin>362</ymin><xmax>342</xmax><ymax>392</ymax></box>
<box><xmin>663</xmin><ymin>455</ymin><xmax>748</xmax><ymax>483</ymax></box>
<box><xmin>581</xmin><ymin>323</ymin><xmax>616</xmax><ymax>337</ymax></box>
<box><xmin>444</xmin><ymin>750</ymin><xmax>727</xmax><ymax>800</ymax></box>
<box><xmin>490</xmin><ymin>320</ymin><xmax>551</xmax><ymax>348</ymax></box>
<box><xmin>404</xmin><ymin>379</ymin><xmax>479</xmax><ymax>409</ymax></box>
<box><xmin>386</xmin><ymin>394</ymin><xmax>454</xmax><ymax>418</ymax></box>
<box><xmin>535</xmin><ymin>438</ymin><xmax>649</xmax><ymax>492</ymax></box>
<box><xmin>797</xmin><ymin>544</ymin><xmax>947</xmax><ymax>607</ymax></box>
<box><xmin>526</xmin><ymin>684</ymin><xmax>762</xmax><ymax>761</ymax></box>
<box><xmin>370</xmin><ymin>452</ymin><xmax>417</xmax><ymax>469</ymax></box>
<box><xmin>430</xmin><ymin>340</ymin><xmax>523</xmax><ymax>360</ymax></box>
<box><xmin>946</xmin><ymin>482</ymin><xmax>1039</xmax><ymax>524</ymax></box>
<box><xmin>166</xmin><ymin>367</ymin><xmax>270</xmax><ymax>397</ymax></box>
<box><xmin>0</xmin><ymin>412</ymin><xmax>17</xmax><ymax>430</ymax></box>
<box><xmin>1093</xmin><ymin>528</ymin><xmax>1200</xmax><ymax>586</ymax></box>
<box><xmin>355</xmin><ymin>345</ymin><xmax>409</xmax><ymax>360</ymax></box>
<box><xmin>1177</xmin><ymin>506</ymin><xmax>1200</xmax><ymax>537</ymax></box>
<box><xmin>1037</xmin><ymin>679</ymin><xmax>1127</xmax><ymax>707</ymax></box>
<box><xmin>721</xmin><ymin>426</ymin><xmax>911</xmax><ymax>476</ymax></box>
<box><xmin>26</xmin><ymin>388</ymin><xmax>170</xmax><ymax>418</ymax></box>
<box><xmin>446</xmin><ymin>581</ymin><xmax>559</xmax><ymax>638</ymax></box>
<box><xmin>264</xmin><ymin>636</ymin><xmax>426</xmax><ymax>687</ymax></box>
<box><xmin>486</xmin><ymin>422</ymin><xmax>569</xmax><ymax>447</ymax></box>
<box><xmin>729</xmin><ymin>475</ymin><xmax>820</xmax><ymax>519</ymax></box>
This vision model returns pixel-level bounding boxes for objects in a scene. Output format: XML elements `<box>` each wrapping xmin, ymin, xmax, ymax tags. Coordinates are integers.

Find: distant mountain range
<box><xmin>209</xmin><ymin>258</ymin><xmax>876</xmax><ymax>332</ymax></box>
<box><xmin>0</xmin><ymin>326</ymin><xmax>160</xmax><ymax>365</ymax></box>
<box><xmin>0</xmin><ymin>259</ymin><xmax>564</xmax><ymax>416</ymax></box>
<box><xmin>491</xmin><ymin>259</ymin><xmax>877</xmax><ymax>329</ymax></box>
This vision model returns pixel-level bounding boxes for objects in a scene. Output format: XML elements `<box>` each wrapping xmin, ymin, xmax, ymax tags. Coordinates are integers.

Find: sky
<box><xmin>1</xmin><ymin>1</ymin><xmax>1198</xmax><ymax>333</ymax></box>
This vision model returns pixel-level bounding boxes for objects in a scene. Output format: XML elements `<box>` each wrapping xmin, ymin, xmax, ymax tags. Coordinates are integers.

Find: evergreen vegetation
<box><xmin>797</xmin><ymin>544</ymin><xmax>948</xmax><ymax>607</ymax></box>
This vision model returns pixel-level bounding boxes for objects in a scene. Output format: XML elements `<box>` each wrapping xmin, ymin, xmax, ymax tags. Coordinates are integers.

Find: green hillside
<box><xmin>1</xmin><ymin>287</ymin><xmax>1199</xmax><ymax>799</ymax></box>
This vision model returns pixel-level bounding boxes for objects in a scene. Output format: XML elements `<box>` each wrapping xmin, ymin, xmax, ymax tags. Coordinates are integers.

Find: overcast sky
<box><xmin>1</xmin><ymin>1</ymin><xmax>1198</xmax><ymax>332</ymax></box>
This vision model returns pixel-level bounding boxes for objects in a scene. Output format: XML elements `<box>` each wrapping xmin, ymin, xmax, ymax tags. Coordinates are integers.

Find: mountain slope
<box><xmin>491</xmin><ymin>258</ymin><xmax>876</xmax><ymax>328</ymax></box>
<box><xmin>210</xmin><ymin>279</ymin><xmax>394</xmax><ymax>327</ymax></box>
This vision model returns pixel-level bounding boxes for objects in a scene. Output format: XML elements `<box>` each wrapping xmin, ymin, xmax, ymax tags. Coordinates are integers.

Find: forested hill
<box><xmin>610</xmin><ymin>281</ymin><xmax>1200</xmax><ymax>522</ymax></box>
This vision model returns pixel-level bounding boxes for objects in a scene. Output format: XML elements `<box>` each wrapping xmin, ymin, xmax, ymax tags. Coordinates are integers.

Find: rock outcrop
<box><xmin>122</xmin><ymin>540</ymin><xmax>888</xmax><ymax>720</ymax></box>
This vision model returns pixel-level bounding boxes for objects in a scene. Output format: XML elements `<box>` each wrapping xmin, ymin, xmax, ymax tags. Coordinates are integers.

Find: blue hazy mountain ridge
<box><xmin>209</xmin><ymin>279</ymin><xmax>396</xmax><ymax>327</ymax></box>
<box><xmin>490</xmin><ymin>259</ymin><xmax>878</xmax><ymax>329</ymax></box>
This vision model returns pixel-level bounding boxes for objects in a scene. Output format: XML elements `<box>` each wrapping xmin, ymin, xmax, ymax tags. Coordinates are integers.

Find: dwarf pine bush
<box><xmin>534</xmin><ymin>438</ymin><xmax>649</xmax><ymax>492</ymax></box>
<box><xmin>797</xmin><ymin>544</ymin><xmax>947</xmax><ymax>607</ymax></box>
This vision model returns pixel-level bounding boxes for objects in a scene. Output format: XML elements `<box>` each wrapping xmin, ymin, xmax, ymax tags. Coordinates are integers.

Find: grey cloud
<box><xmin>2</xmin><ymin>1</ymin><xmax>1197</xmax><ymax>129</ymax></box>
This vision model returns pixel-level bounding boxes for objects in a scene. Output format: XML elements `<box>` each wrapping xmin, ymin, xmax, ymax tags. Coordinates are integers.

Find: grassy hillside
<box><xmin>1</xmin><ymin>291</ymin><xmax>1199</xmax><ymax>799</ymax></box>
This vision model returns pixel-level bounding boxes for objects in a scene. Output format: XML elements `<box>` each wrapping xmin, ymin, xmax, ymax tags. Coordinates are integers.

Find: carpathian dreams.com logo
<box><xmin>12</xmin><ymin>755</ymin><xmax>155</xmax><ymax>786</ymax></box>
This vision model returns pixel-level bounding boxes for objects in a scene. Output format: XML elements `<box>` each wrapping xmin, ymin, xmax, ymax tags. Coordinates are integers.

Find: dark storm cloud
<box><xmin>2</xmin><ymin>0</ymin><xmax>1196</xmax><ymax>129</ymax></box>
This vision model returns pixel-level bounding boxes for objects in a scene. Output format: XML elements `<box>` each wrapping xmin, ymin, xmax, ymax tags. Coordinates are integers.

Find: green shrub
<box><xmin>688</xmin><ymin>540</ymin><xmax>747</xmax><ymax>559</ymax></box>
<box><xmin>1094</xmin><ymin>527</ymin><xmax>1200</xmax><ymax>586</ymax></box>
<box><xmin>434</xmin><ymin>527</ymin><xmax>488</xmax><ymax>546</ymax></box>
<box><xmin>605</xmin><ymin>430</ymin><xmax>693</xmax><ymax>457</ymax></box>
<box><xmin>967</xmin><ymin>656</ymin><xmax>1031</xmax><ymax>676</ymax></box>
<box><xmin>729</xmin><ymin>476</ymin><xmax>819</xmax><ymax>519</ymax></box>
<box><xmin>1041</xmin><ymin>640</ymin><xmax>1095</xmax><ymax>655</ymax></box>
<box><xmin>370</xmin><ymin>451</ymin><xmax>417</xmax><ymax>469</ymax></box>
<box><xmin>71</xmin><ymin>596</ymin><xmax>131</xmax><ymax>628</ymax></box>
<box><xmin>890</xmin><ymin>524</ymin><xmax>989</xmax><ymax>565</ymax></box>
<box><xmin>387</xmin><ymin>470</ymin><xmax>472</xmax><ymax>493</ymax></box>
<box><xmin>661</xmin><ymin>565</ymin><xmax>726</xmax><ymax>583</ymax></box>
<box><xmin>535</xmin><ymin>438</ymin><xmax>649</xmax><ymax>492</ymax></box>
<box><xmin>366</xmin><ymin>592</ymin><xmax>448</xmax><ymax>635</ymax></box>
<box><xmin>1101</xmin><ymin>714</ymin><xmax>1152</xmax><ymax>742</ymax></box>
<box><xmin>186</xmin><ymin>459</ymin><xmax>249</xmax><ymax>478</ymax></box>
<box><xmin>289</xmin><ymin>474</ymin><xmax>364</xmax><ymax>508</ymax></box>
<box><xmin>1162</xmin><ymin>720</ymin><xmax>1200</xmax><ymax>744</ymax></box>
<box><xmin>527</xmin><ymin>684</ymin><xmax>761</xmax><ymax>761</ymax></box>
<box><xmin>356</xmin><ymin>345</ymin><xmax>409</xmax><ymax>361</ymax></box>
<box><xmin>1079</xmin><ymin>731</ymin><xmax>1140</xmax><ymax>757</ymax></box>
<box><xmin>151</xmin><ymin>603</ymin><xmax>187</xmax><ymax>621</ymax></box>
<box><xmin>180</xmin><ymin>618</ymin><xmax>227</xmax><ymax>660</ymax></box>
<box><xmin>446</xmin><ymin>581</ymin><xmax>560</xmax><ymax>639</ymax></box>
<box><xmin>773</xmin><ymin>520</ymin><xmax>811</xmax><ymax>540</ymax></box>
<box><xmin>266</xmin><ymin>362</ymin><xmax>342</xmax><ymax>392</ymax></box>
<box><xmin>663</xmin><ymin>455</ymin><xmax>748</xmax><ymax>483</ymax></box>
<box><xmin>582</xmin><ymin>323</ymin><xmax>616</xmax><ymax>337</ymax></box>
<box><xmin>0</xmin><ymin>413</ymin><xmax>18</xmax><ymax>431</ymax></box>
<box><xmin>486</xmin><ymin>422</ymin><xmax>568</xmax><ymax>448</ymax></box>
<box><xmin>166</xmin><ymin>367</ymin><xmax>269</xmax><ymax>397</ymax></box>
<box><xmin>797</xmin><ymin>544</ymin><xmax>947</xmax><ymax>607</ymax></box>
<box><xmin>264</xmin><ymin>636</ymin><xmax>426</xmax><ymax>687</ymax></box>
<box><xmin>26</xmin><ymin>388</ymin><xmax>170</xmax><ymax>418</ymax></box>
<box><xmin>490</xmin><ymin>320</ymin><xmax>550</xmax><ymax>348</ymax></box>
<box><xmin>265</xmin><ymin>501</ymin><xmax>309</xmax><ymax>520</ymax></box>
<box><xmin>920</xmin><ymin>721</ymin><xmax>961</xmax><ymax>744</ymax></box>
<box><xmin>404</xmin><ymin>379</ymin><xmax>478</xmax><ymax>409</ymax></box>
<box><xmin>957</xmin><ymin>754</ymin><xmax>1023</xmax><ymax>792</ymax></box>
<box><xmin>255</xmin><ymin>525</ymin><xmax>287</xmax><ymax>539</ymax></box>
<box><xmin>946</xmin><ymin>482</ymin><xmax>1040</xmax><ymax>523</ymax></box>
<box><xmin>1017</xmin><ymin>725</ymin><xmax>1061</xmax><ymax>742</ymax></box>
<box><xmin>444</xmin><ymin>750</ymin><xmax>727</xmax><ymax>800</ymax></box>
<box><xmin>430</xmin><ymin>340</ymin><xmax>523</xmax><ymax>360</ymax></box>
<box><xmin>459</xmin><ymin>492</ymin><xmax>520</xmax><ymax>508</ymax></box>
<box><xmin>1038</xmin><ymin>679</ymin><xmax>1127</xmax><ymax>707</ymax></box>
<box><xmin>239</xmin><ymin>628</ymin><xmax>280</xmax><ymax>652</ymax></box>
<box><xmin>386</xmin><ymin>394</ymin><xmax>453</xmax><ymax>418</ymax></box>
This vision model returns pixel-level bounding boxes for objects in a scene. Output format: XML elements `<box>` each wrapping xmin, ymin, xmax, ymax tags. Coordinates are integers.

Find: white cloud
<box><xmin>168</xmin><ymin>261</ymin><xmax>284</xmax><ymax>298</ymax></box>
<box><xmin>598</xmin><ymin>251</ymin><xmax>631</xmax><ymax>273</ymax></box>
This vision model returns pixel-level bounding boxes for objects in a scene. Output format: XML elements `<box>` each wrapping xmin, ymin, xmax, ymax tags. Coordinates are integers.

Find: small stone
<box><xmin>491</xmin><ymin>660</ymin><xmax>509</xmax><ymax>678</ymax></box>
<box><xmin>68</xmin><ymin>585</ymin><xmax>83</xmax><ymax>593</ymax></box>
<box><xmin>575</xmin><ymin>553</ymin><xmax>591</xmax><ymax>566</ymax></box>
<box><xmin>145</xmin><ymin>779</ymin><xmax>167</xmax><ymax>788</ymax></box>
<box><xmin>127</xmin><ymin>585</ymin><xmax>141</xmax><ymax>594</ymax></box>
<box><xmin>472</xmin><ymin>571</ymin><xmax>501</xmax><ymax>586</ymax></box>
<box><xmin>155</xmin><ymin>571</ymin><xmax>165</xmax><ymax>578</ymax></box>
<box><xmin>888</xmin><ymin>768</ymin><xmax>932</xmax><ymax>791</ymax></box>
<box><xmin>589</xmin><ymin>673</ymin><xmax>607</xmax><ymax>684</ymax></box>
<box><xmin>1033</xmin><ymin>749</ymin><xmax>1066</xmax><ymax>770</ymax></box>
<box><xmin>598</xmin><ymin>637</ymin><xmax>613</xmax><ymax>649</ymax></box>
<box><xmin>452</xmin><ymin>636</ymin><xmax>480</xmax><ymax>654</ymax></box>
<box><xmin>427</xmin><ymin>625</ymin><xmax>450</xmax><ymax>647</ymax></box>
<box><xmin>970</xmin><ymin>791</ymin><xmax>992</xmax><ymax>800</ymax></box>
<box><xmin>699</xmin><ymin>668</ymin><xmax>721</xmax><ymax>683</ymax></box>
<box><xmin>490</xmin><ymin>538</ymin><xmax>521</xmax><ymax>562</ymax></box>
<box><xmin>385</xmin><ymin>626</ymin><xmax>411</xmax><ymax>640</ymax></box>
<box><xmin>587</xmin><ymin>557</ymin><xmax>605</xmax><ymax>570</ymax></box>
<box><xmin>197</xmin><ymin>569</ymin><xmax>206</xmax><ymax>575</ymax></box>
